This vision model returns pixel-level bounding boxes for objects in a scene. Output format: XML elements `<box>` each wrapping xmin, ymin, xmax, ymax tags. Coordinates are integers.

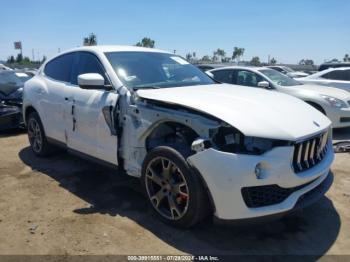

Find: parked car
<box><xmin>0</xmin><ymin>64</ymin><xmax>13</xmax><ymax>71</ymax></box>
<box><xmin>0</xmin><ymin>71</ymin><xmax>29</xmax><ymax>130</ymax></box>
<box><xmin>208</xmin><ymin>66</ymin><xmax>350</xmax><ymax>128</ymax></box>
<box><xmin>296</xmin><ymin>67</ymin><xmax>350</xmax><ymax>92</ymax></box>
<box><xmin>266</xmin><ymin>65</ymin><xmax>309</xmax><ymax>78</ymax></box>
<box><xmin>319</xmin><ymin>62</ymin><xmax>350</xmax><ymax>71</ymax></box>
<box><xmin>196</xmin><ymin>63</ymin><xmax>224</xmax><ymax>72</ymax></box>
<box><xmin>24</xmin><ymin>46</ymin><xmax>333</xmax><ymax>227</ymax></box>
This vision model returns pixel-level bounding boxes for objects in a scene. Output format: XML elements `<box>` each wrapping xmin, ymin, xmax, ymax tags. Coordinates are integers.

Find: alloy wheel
<box><xmin>28</xmin><ymin>118</ymin><xmax>43</xmax><ymax>153</ymax></box>
<box><xmin>145</xmin><ymin>157</ymin><xmax>190</xmax><ymax>220</ymax></box>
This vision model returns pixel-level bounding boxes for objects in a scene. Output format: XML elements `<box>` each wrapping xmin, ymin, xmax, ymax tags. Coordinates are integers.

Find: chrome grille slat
<box><xmin>292</xmin><ymin>131</ymin><xmax>329</xmax><ymax>173</ymax></box>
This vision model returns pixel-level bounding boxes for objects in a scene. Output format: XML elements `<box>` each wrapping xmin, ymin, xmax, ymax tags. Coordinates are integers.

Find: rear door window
<box><xmin>44</xmin><ymin>53</ymin><xmax>75</xmax><ymax>82</ymax></box>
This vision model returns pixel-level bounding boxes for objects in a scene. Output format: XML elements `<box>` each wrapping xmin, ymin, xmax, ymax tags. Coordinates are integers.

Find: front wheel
<box><xmin>141</xmin><ymin>146</ymin><xmax>210</xmax><ymax>228</ymax></box>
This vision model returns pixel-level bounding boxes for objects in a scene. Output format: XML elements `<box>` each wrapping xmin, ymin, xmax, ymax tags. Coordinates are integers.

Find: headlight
<box><xmin>211</xmin><ymin>125</ymin><xmax>290</xmax><ymax>155</ymax></box>
<box><xmin>321</xmin><ymin>95</ymin><xmax>347</xmax><ymax>108</ymax></box>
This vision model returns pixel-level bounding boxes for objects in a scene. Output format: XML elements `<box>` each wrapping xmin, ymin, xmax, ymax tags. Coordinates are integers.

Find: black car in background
<box><xmin>0</xmin><ymin>71</ymin><xmax>31</xmax><ymax>130</ymax></box>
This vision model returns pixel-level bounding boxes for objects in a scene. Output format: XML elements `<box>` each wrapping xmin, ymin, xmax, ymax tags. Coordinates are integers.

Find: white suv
<box><xmin>23</xmin><ymin>46</ymin><xmax>334</xmax><ymax>227</ymax></box>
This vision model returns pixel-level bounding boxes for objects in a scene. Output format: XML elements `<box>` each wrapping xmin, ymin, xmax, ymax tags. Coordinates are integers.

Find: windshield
<box><xmin>0</xmin><ymin>72</ymin><xmax>25</xmax><ymax>96</ymax></box>
<box><xmin>259</xmin><ymin>69</ymin><xmax>302</xmax><ymax>86</ymax></box>
<box><xmin>105</xmin><ymin>52</ymin><xmax>215</xmax><ymax>89</ymax></box>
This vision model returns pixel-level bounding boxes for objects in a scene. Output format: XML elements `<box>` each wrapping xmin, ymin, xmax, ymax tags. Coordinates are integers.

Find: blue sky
<box><xmin>1</xmin><ymin>0</ymin><xmax>349</xmax><ymax>64</ymax></box>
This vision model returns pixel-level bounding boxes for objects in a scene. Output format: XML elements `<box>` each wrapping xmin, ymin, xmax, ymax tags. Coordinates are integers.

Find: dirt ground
<box><xmin>0</xmin><ymin>128</ymin><xmax>349</xmax><ymax>257</ymax></box>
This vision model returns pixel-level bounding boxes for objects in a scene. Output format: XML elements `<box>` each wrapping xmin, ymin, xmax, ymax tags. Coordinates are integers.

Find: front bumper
<box><xmin>325</xmin><ymin>106</ymin><xmax>350</xmax><ymax>128</ymax></box>
<box><xmin>0</xmin><ymin>105</ymin><xmax>23</xmax><ymax>131</ymax></box>
<box><xmin>187</xmin><ymin>139</ymin><xmax>334</xmax><ymax>220</ymax></box>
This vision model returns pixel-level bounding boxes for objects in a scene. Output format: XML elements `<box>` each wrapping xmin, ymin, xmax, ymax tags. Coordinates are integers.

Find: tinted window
<box><xmin>322</xmin><ymin>70</ymin><xmax>349</xmax><ymax>81</ymax></box>
<box><xmin>270</xmin><ymin>67</ymin><xmax>283</xmax><ymax>73</ymax></box>
<box><xmin>44</xmin><ymin>53</ymin><xmax>74</xmax><ymax>82</ymax></box>
<box><xmin>212</xmin><ymin>70</ymin><xmax>234</xmax><ymax>83</ymax></box>
<box><xmin>71</xmin><ymin>52</ymin><xmax>107</xmax><ymax>85</ymax></box>
<box><xmin>236</xmin><ymin>70</ymin><xmax>264</xmax><ymax>87</ymax></box>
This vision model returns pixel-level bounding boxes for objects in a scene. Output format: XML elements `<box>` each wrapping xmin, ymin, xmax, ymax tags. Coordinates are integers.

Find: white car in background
<box><xmin>23</xmin><ymin>46</ymin><xmax>333</xmax><ymax>227</ymax></box>
<box><xmin>208</xmin><ymin>66</ymin><xmax>350</xmax><ymax>128</ymax></box>
<box><xmin>267</xmin><ymin>65</ymin><xmax>309</xmax><ymax>78</ymax></box>
<box><xmin>296</xmin><ymin>67</ymin><xmax>350</xmax><ymax>92</ymax></box>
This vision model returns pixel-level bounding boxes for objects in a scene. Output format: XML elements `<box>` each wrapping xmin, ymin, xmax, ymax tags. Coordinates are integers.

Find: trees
<box><xmin>7</xmin><ymin>55</ymin><xmax>15</xmax><ymax>64</ymax></box>
<box><xmin>299</xmin><ymin>59</ymin><xmax>314</xmax><ymax>65</ymax></box>
<box><xmin>232</xmin><ymin>47</ymin><xmax>245</xmax><ymax>62</ymax></box>
<box><xmin>344</xmin><ymin>54</ymin><xmax>350</xmax><ymax>62</ymax></box>
<box><xmin>270</xmin><ymin>57</ymin><xmax>277</xmax><ymax>65</ymax></box>
<box><xmin>213</xmin><ymin>48</ymin><xmax>226</xmax><ymax>62</ymax></box>
<box><xmin>83</xmin><ymin>33</ymin><xmax>97</xmax><ymax>46</ymax></box>
<box><xmin>186</xmin><ymin>53</ymin><xmax>192</xmax><ymax>61</ymax></box>
<box><xmin>250</xmin><ymin>56</ymin><xmax>261</xmax><ymax>66</ymax></box>
<box><xmin>136</xmin><ymin>37</ymin><xmax>155</xmax><ymax>48</ymax></box>
<box><xmin>201</xmin><ymin>55</ymin><xmax>211</xmax><ymax>62</ymax></box>
<box><xmin>16</xmin><ymin>53</ymin><xmax>23</xmax><ymax>63</ymax></box>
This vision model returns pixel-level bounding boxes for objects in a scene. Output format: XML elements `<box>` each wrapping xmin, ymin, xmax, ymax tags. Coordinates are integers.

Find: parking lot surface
<box><xmin>0</xmin><ymin>129</ymin><xmax>349</xmax><ymax>256</ymax></box>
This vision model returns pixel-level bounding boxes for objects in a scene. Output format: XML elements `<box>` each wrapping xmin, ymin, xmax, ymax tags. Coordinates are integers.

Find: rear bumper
<box><xmin>214</xmin><ymin>171</ymin><xmax>333</xmax><ymax>226</ymax></box>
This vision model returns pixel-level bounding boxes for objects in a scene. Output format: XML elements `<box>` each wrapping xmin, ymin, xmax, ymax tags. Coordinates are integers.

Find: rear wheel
<box><xmin>27</xmin><ymin>112</ymin><xmax>55</xmax><ymax>156</ymax></box>
<box><xmin>142</xmin><ymin>146</ymin><xmax>210</xmax><ymax>228</ymax></box>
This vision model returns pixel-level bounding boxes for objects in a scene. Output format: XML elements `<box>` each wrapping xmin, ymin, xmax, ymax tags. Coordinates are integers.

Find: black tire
<box><xmin>27</xmin><ymin>111</ymin><xmax>55</xmax><ymax>157</ymax></box>
<box><xmin>141</xmin><ymin>146</ymin><xmax>210</xmax><ymax>228</ymax></box>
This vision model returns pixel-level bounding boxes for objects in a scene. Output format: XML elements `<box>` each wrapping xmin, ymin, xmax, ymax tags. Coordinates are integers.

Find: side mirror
<box><xmin>257</xmin><ymin>81</ymin><xmax>271</xmax><ymax>89</ymax></box>
<box><xmin>205</xmin><ymin>71</ymin><xmax>214</xmax><ymax>78</ymax></box>
<box><xmin>78</xmin><ymin>73</ymin><xmax>106</xmax><ymax>90</ymax></box>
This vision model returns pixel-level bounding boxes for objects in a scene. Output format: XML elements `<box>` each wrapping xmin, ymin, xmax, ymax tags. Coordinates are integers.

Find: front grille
<box><xmin>242</xmin><ymin>180</ymin><xmax>315</xmax><ymax>208</ymax></box>
<box><xmin>292</xmin><ymin>131</ymin><xmax>329</xmax><ymax>173</ymax></box>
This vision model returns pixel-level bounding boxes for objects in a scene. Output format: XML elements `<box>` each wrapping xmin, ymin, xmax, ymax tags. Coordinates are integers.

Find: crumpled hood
<box><xmin>137</xmin><ymin>84</ymin><xmax>331</xmax><ymax>141</ymax></box>
<box><xmin>286</xmin><ymin>84</ymin><xmax>350</xmax><ymax>100</ymax></box>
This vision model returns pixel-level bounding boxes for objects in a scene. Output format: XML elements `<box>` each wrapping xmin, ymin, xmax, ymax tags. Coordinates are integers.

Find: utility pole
<box><xmin>268</xmin><ymin>54</ymin><xmax>270</xmax><ymax>65</ymax></box>
<box><xmin>32</xmin><ymin>49</ymin><xmax>35</xmax><ymax>62</ymax></box>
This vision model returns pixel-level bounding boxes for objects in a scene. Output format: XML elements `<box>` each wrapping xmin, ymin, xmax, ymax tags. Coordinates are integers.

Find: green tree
<box><xmin>201</xmin><ymin>55</ymin><xmax>211</xmax><ymax>62</ymax></box>
<box><xmin>214</xmin><ymin>48</ymin><xmax>226</xmax><ymax>62</ymax></box>
<box><xmin>16</xmin><ymin>53</ymin><xmax>23</xmax><ymax>63</ymax></box>
<box><xmin>270</xmin><ymin>57</ymin><xmax>277</xmax><ymax>65</ymax></box>
<box><xmin>83</xmin><ymin>33</ymin><xmax>97</xmax><ymax>46</ymax></box>
<box><xmin>7</xmin><ymin>55</ymin><xmax>15</xmax><ymax>63</ymax></box>
<box><xmin>299</xmin><ymin>59</ymin><xmax>314</xmax><ymax>65</ymax></box>
<box><xmin>232</xmin><ymin>47</ymin><xmax>245</xmax><ymax>62</ymax></box>
<box><xmin>344</xmin><ymin>54</ymin><xmax>350</xmax><ymax>62</ymax></box>
<box><xmin>136</xmin><ymin>37</ymin><xmax>155</xmax><ymax>48</ymax></box>
<box><xmin>250</xmin><ymin>56</ymin><xmax>261</xmax><ymax>66</ymax></box>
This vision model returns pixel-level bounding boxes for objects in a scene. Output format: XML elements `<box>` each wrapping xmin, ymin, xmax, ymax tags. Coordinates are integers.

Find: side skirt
<box><xmin>46</xmin><ymin>137</ymin><xmax>120</xmax><ymax>171</ymax></box>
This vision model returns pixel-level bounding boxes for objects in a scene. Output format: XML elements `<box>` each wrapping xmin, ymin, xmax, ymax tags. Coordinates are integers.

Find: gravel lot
<box><xmin>0</xmin><ymin>128</ymin><xmax>349</xmax><ymax>256</ymax></box>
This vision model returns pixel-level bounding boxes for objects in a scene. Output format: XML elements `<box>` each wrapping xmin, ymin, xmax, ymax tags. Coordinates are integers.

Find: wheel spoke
<box><xmin>167</xmin><ymin>195</ymin><xmax>181</xmax><ymax>219</ymax></box>
<box><xmin>151</xmin><ymin>189</ymin><xmax>166</xmax><ymax>207</ymax></box>
<box><xmin>161</xmin><ymin>158</ymin><xmax>173</xmax><ymax>180</ymax></box>
<box><xmin>147</xmin><ymin>167</ymin><xmax>164</xmax><ymax>186</ymax></box>
<box><xmin>173</xmin><ymin>182</ymin><xmax>188</xmax><ymax>197</ymax></box>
